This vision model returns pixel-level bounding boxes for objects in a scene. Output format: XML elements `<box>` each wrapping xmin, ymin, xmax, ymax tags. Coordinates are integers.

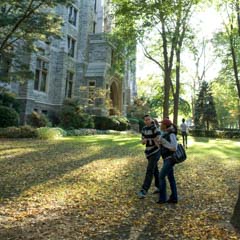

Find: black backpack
<box><xmin>172</xmin><ymin>143</ymin><xmax>187</xmax><ymax>163</ymax></box>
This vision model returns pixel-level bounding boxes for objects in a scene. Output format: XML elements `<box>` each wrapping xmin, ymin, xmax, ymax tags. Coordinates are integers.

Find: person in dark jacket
<box><xmin>157</xmin><ymin>118</ymin><xmax>178</xmax><ymax>204</ymax></box>
<box><xmin>137</xmin><ymin>115</ymin><xmax>161</xmax><ymax>199</ymax></box>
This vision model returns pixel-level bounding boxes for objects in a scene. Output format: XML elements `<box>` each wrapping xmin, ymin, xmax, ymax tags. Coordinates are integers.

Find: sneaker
<box><xmin>152</xmin><ymin>188</ymin><xmax>160</xmax><ymax>194</ymax></box>
<box><xmin>137</xmin><ymin>189</ymin><xmax>147</xmax><ymax>199</ymax></box>
<box><xmin>156</xmin><ymin>200</ymin><xmax>166</xmax><ymax>204</ymax></box>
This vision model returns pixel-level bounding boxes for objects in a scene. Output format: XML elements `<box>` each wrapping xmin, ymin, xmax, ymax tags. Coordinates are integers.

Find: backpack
<box><xmin>172</xmin><ymin>143</ymin><xmax>187</xmax><ymax>164</ymax></box>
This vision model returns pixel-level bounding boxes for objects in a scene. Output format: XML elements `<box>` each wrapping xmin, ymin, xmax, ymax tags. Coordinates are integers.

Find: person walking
<box><xmin>137</xmin><ymin>115</ymin><xmax>161</xmax><ymax>199</ymax></box>
<box><xmin>157</xmin><ymin>118</ymin><xmax>178</xmax><ymax>204</ymax></box>
<box><xmin>180</xmin><ymin>118</ymin><xmax>188</xmax><ymax>149</ymax></box>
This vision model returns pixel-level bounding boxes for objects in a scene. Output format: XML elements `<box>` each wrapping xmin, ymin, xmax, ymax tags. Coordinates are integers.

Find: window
<box><xmin>67</xmin><ymin>36</ymin><xmax>76</xmax><ymax>58</ymax></box>
<box><xmin>68</xmin><ymin>6</ymin><xmax>78</xmax><ymax>26</ymax></box>
<box><xmin>42</xmin><ymin>110</ymin><xmax>48</xmax><ymax>115</ymax></box>
<box><xmin>88</xmin><ymin>81</ymin><xmax>96</xmax><ymax>104</ymax></box>
<box><xmin>93</xmin><ymin>21</ymin><xmax>96</xmax><ymax>34</ymax></box>
<box><xmin>94</xmin><ymin>0</ymin><xmax>97</xmax><ymax>13</ymax></box>
<box><xmin>34</xmin><ymin>58</ymin><xmax>48</xmax><ymax>92</ymax></box>
<box><xmin>65</xmin><ymin>71</ymin><xmax>74</xmax><ymax>98</ymax></box>
<box><xmin>0</xmin><ymin>54</ymin><xmax>11</xmax><ymax>78</ymax></box>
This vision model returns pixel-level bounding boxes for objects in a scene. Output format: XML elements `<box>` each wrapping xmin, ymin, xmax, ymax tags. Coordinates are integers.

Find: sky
<box><xmin>136</xmin><ymin>6</ymin><xmax>225</xmax><ymax>84</ymax></box>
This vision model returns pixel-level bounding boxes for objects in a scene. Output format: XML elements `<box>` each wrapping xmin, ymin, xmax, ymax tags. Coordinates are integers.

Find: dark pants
<box><xmin>142</xmin><ymin>150</ymin><xmax>161</xmax><ymax>192</ymax></box>
<box><xmin>159</xmin><ymin>157</ymin><xmax>178</xmax><ymax>202</ymax></box>
<box><xmin>182</xmin><ymin>131</ymin><xmax>187</xmax><ymax>147</ymax></box>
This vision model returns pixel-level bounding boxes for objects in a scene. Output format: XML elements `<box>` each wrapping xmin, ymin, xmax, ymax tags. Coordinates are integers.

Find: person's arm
<box><xmin>160</xmin><ymin>133</ymin><xmax>178</xmax><ymax>151</ymax></box>
<box><xmin>141</xmin><ymin>129</ymin><xmax>147</xmax><ymax>144</ymax></box>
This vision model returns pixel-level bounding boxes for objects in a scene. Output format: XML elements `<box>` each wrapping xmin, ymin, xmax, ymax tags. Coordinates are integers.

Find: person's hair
<box><xmin>182</xmin><ymin>118</ymin><xmax>185</xmax><ymax>123</ymax></box>
<box><xmin>143</xmin><ymin>114</ymin><xmax>150</xmax><ymax>119</ymax></box>
<box><xmin>166</xmin><ymin>123</ymin><xmax>178</xmax><ymax>135</ymax></box>
<box><xmin>172</xmin><ymin>123</ymin><xmax>178</xmax><ymax>135</ymax></box>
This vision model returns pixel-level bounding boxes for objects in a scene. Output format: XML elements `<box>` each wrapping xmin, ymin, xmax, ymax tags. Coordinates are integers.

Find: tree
<box><xmin>211</xmin><ymin>78</ymin><xmax>239</xmax><ymax>128</ymax></box>
<box><xmin>194</xmin><ymin>81</ymin><xmax>218</xmax><ymax>130</ymax></box>
<box><xmin>231</xmin><ymin>187</ymin><xmax>240</xmax><ymax>232</ymax></box>
<box><xmin>213</xmin><ymin>0</ymin><xmax>240</xmax><ymax>128</ymax></box>
<box><xmin>112</xmin><ymin>0</ymin><xmax>200</xmax><ymax>122</ymax></box>
<box><xmin>0</xmin><ymin>0</ymin><xmax>72</xmax><ymax>82</ymax></box>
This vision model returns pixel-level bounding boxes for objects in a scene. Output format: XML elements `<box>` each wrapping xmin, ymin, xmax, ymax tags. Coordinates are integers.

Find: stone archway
<box><xmin>109</xmin><ymin>80</ymin><xmax>121</xmax><ymax>115</ymax></box>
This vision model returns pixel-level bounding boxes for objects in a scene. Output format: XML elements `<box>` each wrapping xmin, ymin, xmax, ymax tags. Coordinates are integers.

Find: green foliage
<box><xmin>211</xmin><ymin>79</ymin><xmax>239</xmax><ymax>128</ymax></box>
<box><xmin>94</xmin><ymin>116</ymin><xmax>130</xmax><ymax>131</ymax></box>
<box><xmin>36</xmin><ymin>127</ymin><xmax>65</xmax><ymax>140</ymax></box>
<box><xmin>0</xmin><ymin>125</ymin><xmax>37</xmax><ymax>138</ymax></box>
<box><xmin>127</xmin><ymin>97</ymin><xmax>152</xmax><ymax>119</ymax></box>
<box><xmin>0</xmin><ymin>90</ymin><xmax>20</xmax><ymax>112</ymax></box>
<box><xmin>194</xmin><ymin>81</ymin><xmax>218</xmax><ymax>130</ymax></box>
<box><xmin>189</xmin><ymin>129</ymin><xmax>240</xmax><ymax>139</ymax></box>
<box><xmin>0</xmin><ymin>0</ymin><xmax>73</xmax><ymax>82</ymax></box>
<box><xmin>60</xmin><ymin>99</ymin><xmax>94</xmax><ymax>129</ymax></box>
<box><xmin>27</xmin><ymin>111</ymin><xmax>50</xmax><ymax>128</ymax></box>
<box><xmin>0</xmin><ymin>105</ymin><xmax>19</xmax><ymax>127</ymax></box>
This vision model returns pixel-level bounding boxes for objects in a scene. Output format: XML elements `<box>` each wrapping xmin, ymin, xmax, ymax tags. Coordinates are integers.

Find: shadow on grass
<box><xmin>0</xmin><ymin>136</ymin><xmax>143</xmax><ymax>200</ymax></box>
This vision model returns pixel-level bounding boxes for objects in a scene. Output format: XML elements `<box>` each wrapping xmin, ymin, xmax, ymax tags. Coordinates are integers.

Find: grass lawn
<box><xmin>0</xmin><ymin>135</ymin><xmax>239</xmax><ymax>240</ymax></box>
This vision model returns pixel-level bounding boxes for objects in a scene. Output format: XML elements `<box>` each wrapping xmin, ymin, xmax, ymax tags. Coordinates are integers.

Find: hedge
<box><xmin>0</xmin><ymin>106</ymin><xmax>19</xmax><ymax>128</ymax></box>
<box><xmin>189</xmin><ymin>129</ymin><xmax>240</xmax><ymax>139</ymax></box>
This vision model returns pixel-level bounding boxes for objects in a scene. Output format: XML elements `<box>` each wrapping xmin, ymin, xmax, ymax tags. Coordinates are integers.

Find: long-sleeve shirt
<box><xmin>141</xmin><ymin>124</ymin><xmax>161</xmax><ymax>157</ymax></box>
<box><xmin>160</xmin><ymin>133</ymin><xmax>178</xmax><ymax>151</ymax></box>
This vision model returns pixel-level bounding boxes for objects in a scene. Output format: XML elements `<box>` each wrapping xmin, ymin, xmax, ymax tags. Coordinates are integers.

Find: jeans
<box><xmin>182</xmin><ymin>131</ymin><xmax>187</xmax><ymax>147</ymax></box>
<box><xmin>142</xmin><ymin>150</ymin><xmax>161</xmax><ymax>192</ymax></box>
<box><xmin>159</xmin><ymin>157</ymin><xmax>178</xmax><ymax>202</ymax></box>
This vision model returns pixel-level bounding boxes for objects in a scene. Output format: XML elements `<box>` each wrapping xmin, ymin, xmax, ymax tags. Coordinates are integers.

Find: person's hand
<box><xmin>142</xmin><ymin>139</ymin><xmax>147</xmax><ymax>145</ymax></box>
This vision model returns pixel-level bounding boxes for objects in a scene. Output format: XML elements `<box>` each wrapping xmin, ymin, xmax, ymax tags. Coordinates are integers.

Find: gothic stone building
<box><xmin>4</xmin><ymin>0</ymin><xmax>137</xmax><ymax>122</ymax></box>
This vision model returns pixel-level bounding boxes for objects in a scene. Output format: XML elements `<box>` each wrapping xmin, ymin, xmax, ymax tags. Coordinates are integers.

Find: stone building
<box><xmin>2</xmin><ymin>0</ymin><xmax>137</xmax><ymax>122</ymax></box>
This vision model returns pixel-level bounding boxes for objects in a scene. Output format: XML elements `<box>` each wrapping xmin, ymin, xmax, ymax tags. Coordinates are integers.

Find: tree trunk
<box><xmin>163</xmin><ymin>70</ymin><xmax>171</xmax><ymax>118</ymax></box>
<box><xmin>173</xmin><ymin>48</ymin><xmax>181</xmax><ymax>125</ymax></box>
<box><xmin>231</xmin><ymin>186</ymin><xmax>240</xmax><ymax>232</ymax></box>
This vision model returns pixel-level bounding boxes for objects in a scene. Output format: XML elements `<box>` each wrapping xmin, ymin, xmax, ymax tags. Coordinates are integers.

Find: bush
<box><xmin>48</xmin><ymin>111</ymin><xmax>61</xmax><ymax>127</ymax></box>
<box><xmin>37</xmin><ymin>127</ymin><xmax>66</xmax><ymax>140</ymax></box>
<box><xmin>27</xmin><ymin>111</ymin><xmax>50</xmax><ymax>128</ymax></box>
<box><xmin>60</xmin><ymin>99</ymin><xmax>94</xmax><ymax>129</ymax></box>
<box><xmin>0</xmin><ymin>106</ymin><xmax>19</xmax><ymax>128</ymax></box>
<box><xmin>94</xmin><ymin>116</ymin><xmax>130</xmax><ymax>131</ymax></box>
<box><xmin>0</xmin><ymin>91</ymin><xmax>20</xmax><ymax>112</ymax></box>
<box><xmin>189</xmin><ymin>129</ymin><xmax>240</xmax><ymax>139</ymax></box>
<box><xmin>0</xmin><ymin>126</ymin><xmax>37</xmax><ymax>138</ymax></box>
<box><xmin>128</xmin><ymin>117</ymin><xmax>144</xmax><ymax>131</ymax></box>
<box><xmin>19</xmin><ymin>125</ymin><xmax>38</xmax><ymax>138</ymax></box>
<box><xmin>112</xmin><ymin>117</ymin><xmax>130</xmax><ymax>131</ymax></box>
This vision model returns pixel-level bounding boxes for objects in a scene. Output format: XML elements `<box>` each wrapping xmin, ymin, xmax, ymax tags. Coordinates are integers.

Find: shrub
<box><xmin>0</xmin><ymin>126</ymin><xmax>37</xmax><ymax>138</ymax></box>
<box><xmin>19</xmin><ymin>125</ymin><xmax>38</xmax><ymax>138</ymax></box>
<box><xmin>27</xmin><ymin>111</ymin><xmax>50</xmax><ymax>128</ymax></box>
<box><xmin>0</xmin><ymin>106</ymin><xmax>19</xmax><ymax>128</ymax></box>
<box><xmin>67</xmin><ymin>128</ymin><xmax>98</xmax><ymax>136</ymax></box>
<box><xmin>60</xmin><ymin>99</ymin><xmax>94</xmax><ymax>129</ymax></box>
<box><xmin>37</xmin><ymin>127</ymin><xmax>65</xmax><ymax>140</ymax></box>
<box><xmin>48</xmin><ymin>111</ymin><xmax>61</xmax><ymax>127</ymax></box>
<box><xmin>112</xmin><ymin>117</ymin><xmax>130</xmax><ymax>131</ymax></box>
<box><xmin>0</xmin><ymin>91</ymin><xmax>20</xmax><ymax>112</ymax></box>
<box><xmin>0</xmin><ymin>127</ymin><xmax>21</xmax><ymax>138</ymax></box>
<box><xmin>189</xmin><ymin>129</ymin><xmax>240</xmax><ymax>139</ymax></box>
<box><xmin>94</xmin><ymin>116</ymin><xmax>130</xmax><ymax>131</ymax></box>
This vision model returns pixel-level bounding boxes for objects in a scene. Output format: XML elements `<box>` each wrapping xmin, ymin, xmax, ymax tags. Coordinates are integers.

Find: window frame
<box><xmin>68</xmin><ymin>5</ymin><xmax>78</xmax><ymax>26</ymax></box>
<box><xmin>34</xmin><ymin>58</ymin><xmax>49</xmax><ymax>93</ymax></box>
<box><xmin>65</xmin><ymin>70</ymin><xmax>74</xmax><ymax>98</ymax></box>
<box><xmin>67</xmin><ymin>36</ymin><xmax>76</xmax><ymax>58</ymax></box>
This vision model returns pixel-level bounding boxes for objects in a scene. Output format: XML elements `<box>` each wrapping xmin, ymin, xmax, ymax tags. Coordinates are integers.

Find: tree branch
<box><xmin>0</xmin><ymin>0</ymin><xmax>44</xmax><ymax>51</ymax></box>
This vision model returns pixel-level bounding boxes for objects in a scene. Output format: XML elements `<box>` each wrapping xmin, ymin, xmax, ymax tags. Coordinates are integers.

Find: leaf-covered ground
<box><xmin>0</xmin><ymin>135</ymin><xmax>239</xmax><ymax>240</ymax></box>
